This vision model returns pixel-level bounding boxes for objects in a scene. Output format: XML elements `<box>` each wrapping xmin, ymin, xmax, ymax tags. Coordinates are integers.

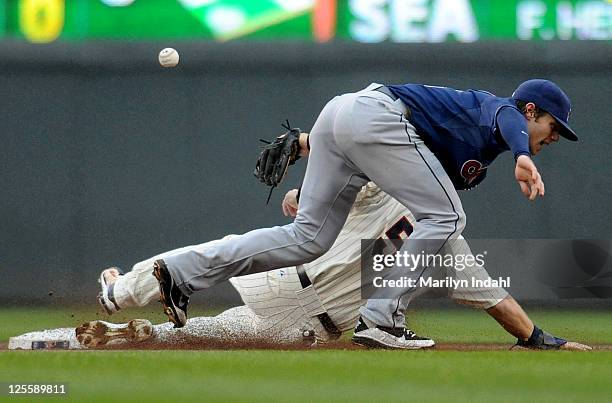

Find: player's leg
<box><xmin>299</xmin><ymin>187</ymin><xmax>434</xmax><ymax>347</ymax></box>
<box><xmin>443</xmin><ymin>237</ymin><xmax>509</xmax><ymax>309</ymax></box>
<box><xmin>98</xmin><ymin>238</ymin><xmax>236</xmax><ymax>313</ymax></box>
<box><xmin>158</xmin><ymin>94</ymin><xmax>368</xmax><ymax>296</ymax></box>
<box><xmin>303</xmin><ymin>185</ymin><xmax>412</xmax><ymax>331</ymax></box>
<box><xmin>109</xmin><ymin>260</ymin><xmax>159</xmax><ymax>309</ymax></box>
<box><xmin>332</xmin><ymin>88</ymin><xmax>465</xmax><ymax>332</ymax></box>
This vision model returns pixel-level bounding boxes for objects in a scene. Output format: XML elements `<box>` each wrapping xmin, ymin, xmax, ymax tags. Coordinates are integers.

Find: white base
<box><xmin>8</xmin><ymin>337</ymin><xmax>74</xmax><ymax>350</ymax></box>
<box><xmin>8</xmin><ymin>327</ymin><xmax>83</xmax><ymax>350</ymax></box>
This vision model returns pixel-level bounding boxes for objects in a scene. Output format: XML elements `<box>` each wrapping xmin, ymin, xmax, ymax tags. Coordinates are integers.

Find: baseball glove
<box><xmin>254</xmin><ymin>120</ymin><xmax>302</xmax><ymax>187</ymax></box>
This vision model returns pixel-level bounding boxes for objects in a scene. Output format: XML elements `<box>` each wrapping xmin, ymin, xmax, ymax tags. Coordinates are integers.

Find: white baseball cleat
<box><xmin>75</xmin><ymin>319</ymin><xmax>153</xmax><ymax>348</ymax></box>
<box><xmin>97</xmin><ymin>267</ymin><xmax>123</xmax><ymax>315</ymax></box>
<box><xmin>351</xmin><ymin>317</ymin><xmax>435</xmax><ymax>350</ymax></box>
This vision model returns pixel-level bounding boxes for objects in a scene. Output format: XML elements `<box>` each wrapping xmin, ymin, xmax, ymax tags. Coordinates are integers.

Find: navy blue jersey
<box><xmin>388</xmin><ymin>84</ymin><xmax>530</xmax><ymax>190</ymax></box>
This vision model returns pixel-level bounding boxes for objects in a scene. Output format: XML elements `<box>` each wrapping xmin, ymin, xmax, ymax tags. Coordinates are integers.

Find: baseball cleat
<box><xmin>153</xmin><ymin>259</ymin><xmax>189</xmax><ymax>328</ymax></box>
<box><xmin>97</xmin><ymin>267</ymin><xmax>124</xmax><ymax>315</ymax></box>
<box><xmin>351</xmin><ymin>317</ymin><xmax>435</xmax><ymax>350</ymax></box>
<box><xmin>75</xmin><ymin>319</ymin><xmax>153</xmax><ymax>348</ymax></box>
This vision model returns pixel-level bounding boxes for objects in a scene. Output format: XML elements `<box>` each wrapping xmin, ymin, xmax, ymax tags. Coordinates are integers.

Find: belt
<box><xmin>374</xmin><ymin>85</ymin><xmax>398</xmax><ymax>101</ymax></box>
<box><xmin>296</xmin><ymin>265</ymin><xmax>342</xmax><ymax>339</ymax></box>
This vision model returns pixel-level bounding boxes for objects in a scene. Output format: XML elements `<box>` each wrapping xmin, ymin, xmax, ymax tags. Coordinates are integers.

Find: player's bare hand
<box><xmin>560</xmin><ymin>341</ymin><xmax>593</xmax><ymax>351</ymax></box>
<box><xmin>299</xmin><ymin>133</ymin><xmax>311</xmax><ymax>157</ymax></box>
<box><xmin>515</xmin><ymin>155</ymin><xmax>545</xmax><ymax>201</ymax></box>
<box><xmin>282</xmin><ymin>189</ymin><xmax>299</xmax><ymax>217</ymax></box>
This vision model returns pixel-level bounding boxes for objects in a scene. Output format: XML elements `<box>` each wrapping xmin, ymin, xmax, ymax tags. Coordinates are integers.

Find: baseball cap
<box><xmin>512</xmin><ymin>79</ymin><xmax>578</xmax><ymax>141</ymax></box>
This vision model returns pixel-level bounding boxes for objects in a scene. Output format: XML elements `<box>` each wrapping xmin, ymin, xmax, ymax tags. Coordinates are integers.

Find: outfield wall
<box><xmin>0</xmin><ymin>41</ymin><xmax>610</xmax><ymax>305</ymax></box>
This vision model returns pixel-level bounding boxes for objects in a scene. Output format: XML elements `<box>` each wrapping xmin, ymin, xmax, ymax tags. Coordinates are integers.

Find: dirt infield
<box><xmin>3</xmin><ymin>341</ymin><xmax>612</xmax><ymax>351</ymax></box>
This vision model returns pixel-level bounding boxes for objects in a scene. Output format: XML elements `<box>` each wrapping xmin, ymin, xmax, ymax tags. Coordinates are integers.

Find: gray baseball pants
<box><xmin>164</xmin><ymin>83</ymin><xmax>465</xmax><ymax>328</ymax></box>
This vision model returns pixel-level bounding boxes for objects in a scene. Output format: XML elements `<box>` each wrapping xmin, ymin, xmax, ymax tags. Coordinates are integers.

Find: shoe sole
<box><xmin>352</xmin><ymin>335</ymin><xmax>435</xmax><ymax>350</ymax></box>
<box><xmin>153</xmin><ymin>261</ymin><xmax>186</xmax><ymax>328</ymax></box>
<box><xmin>75</xmin><ymin>319</ymin><xmax>153</xmax><ymax>348</ymax></box>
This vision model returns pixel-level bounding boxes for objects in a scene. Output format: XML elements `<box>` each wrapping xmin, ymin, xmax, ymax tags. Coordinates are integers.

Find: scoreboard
<box><xmin>3</xmin><ymin>0</ymin><xmax>611</xmax><ymax>43</ymax></box>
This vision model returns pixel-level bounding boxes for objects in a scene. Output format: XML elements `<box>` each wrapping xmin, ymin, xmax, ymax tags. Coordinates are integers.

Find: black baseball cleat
<box><xmin>152</xmin><ymin>259</ymin><xmax>189</xmax><ymax>328</ymax></box>
<box><xmin>352</xmin><ymin>317</ymin><xmax>435</xmax><ymax>350</ymax></box>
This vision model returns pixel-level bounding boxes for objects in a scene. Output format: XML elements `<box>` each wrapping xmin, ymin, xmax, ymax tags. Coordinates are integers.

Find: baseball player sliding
<box><xmin>9</xmin><ymin>183</ymin><xmax>589</xmax><ymax>351</ymax></box>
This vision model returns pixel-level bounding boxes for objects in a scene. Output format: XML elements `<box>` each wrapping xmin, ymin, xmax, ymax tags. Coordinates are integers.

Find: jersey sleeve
<box><xmin>495</xmin><ymin>106</ymin><xmax>531</xmax><ymax>159</ymax></box>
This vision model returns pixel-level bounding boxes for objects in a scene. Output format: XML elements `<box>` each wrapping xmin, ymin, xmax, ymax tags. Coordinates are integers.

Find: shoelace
<box><xmin>405</xmin><ymin>330</ymin><xmax>426</xmax><ymax>340</ymax></box>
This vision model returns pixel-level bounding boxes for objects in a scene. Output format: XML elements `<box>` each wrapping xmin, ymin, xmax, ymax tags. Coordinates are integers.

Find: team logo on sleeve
<box><xmin>461</xmin><ymin>160</ymin><xmax>488</xmax><ymax>185</ymax></box>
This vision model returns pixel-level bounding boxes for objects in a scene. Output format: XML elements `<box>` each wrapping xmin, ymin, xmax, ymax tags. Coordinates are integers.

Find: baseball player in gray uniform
<box><xmin>8</xmin><ymin>184</ymin><xmax>590</xmax><ymax>351</ymax></box>
<box><xmin>148</xmin><ymin>79</ymin><xmax>579</xmax><ymax>349</ymax></box>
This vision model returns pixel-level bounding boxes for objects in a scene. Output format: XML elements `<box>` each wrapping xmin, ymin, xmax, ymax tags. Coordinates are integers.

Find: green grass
<box><xmin>1</xmin><ymin>350</ymin><xmax>611</xmax><ymax>402</ymax></box>
<box><xmin>408</xmin><ymin>308</ymin><xmax>612</xmax><ymax>344</ymax></box>
<box><xmin>2</xmin><ymin>307</ymin><xmax>611</xmax><ymax>402</ymax></box>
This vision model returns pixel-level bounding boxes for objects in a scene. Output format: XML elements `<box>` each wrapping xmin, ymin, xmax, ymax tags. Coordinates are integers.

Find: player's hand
<box><xmin>560</xmin><ymin>341</ymin><xmax>593</xmax><ymax>351</ymax></box>
<box><xmin>298</xmin><ymin>133</ymin><xmax>311</xmax><ymax>157</ymax></box>
<box><xmin>515</xmin><ymin>155</ymin><xmax>545</xmax><ymax>201</ymax></box>
<box><xmin>282</xmin><ymin>189</ymin><xmax>299</xmax><ymax>217</ymax></box>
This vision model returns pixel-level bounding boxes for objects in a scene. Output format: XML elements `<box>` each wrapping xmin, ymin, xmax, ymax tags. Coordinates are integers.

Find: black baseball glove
<box><xmin>254</xmin><ymin>121</ymin><xmax>302</xmax><ymax>187</ymax></box>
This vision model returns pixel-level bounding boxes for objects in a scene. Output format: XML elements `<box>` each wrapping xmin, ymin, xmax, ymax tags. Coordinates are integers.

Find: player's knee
<box><xmin>299</xmin><ymin>238</ymin><xmax>333</xmax><ymax>261</ymax></box>
<box><xmin>431</xmin><ymin>209</ymin><xmax>466</xmax><ymax>236</ymax></box>
<box><xmin>291</xmin><ymin>223</ymin><xmax>334</xmax><ymax>260</ymax></box>
<box><xmin>456</xmin><ymin>210</ymin><xmax>467</xmax><ymax>234</ymax></box>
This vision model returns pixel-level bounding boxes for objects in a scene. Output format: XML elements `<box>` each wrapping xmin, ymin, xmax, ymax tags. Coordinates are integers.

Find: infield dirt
<box><xmin>3</xmin><ymin>341</ymin><xmax>612</xmax><ymax>351</ymax></box>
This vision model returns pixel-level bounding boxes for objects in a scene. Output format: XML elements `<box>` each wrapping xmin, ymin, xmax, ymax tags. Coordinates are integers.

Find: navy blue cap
<box><xmin>512</xmin><ymin>79</ymin><xmax>578</xmax><ymax>141</ymax></box>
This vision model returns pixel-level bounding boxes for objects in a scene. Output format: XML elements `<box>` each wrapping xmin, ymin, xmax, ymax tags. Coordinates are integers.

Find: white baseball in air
<box><xmin>158</xmin><ymin>48</ymin><xmax>180</xmax><ymax>68</ymax></box>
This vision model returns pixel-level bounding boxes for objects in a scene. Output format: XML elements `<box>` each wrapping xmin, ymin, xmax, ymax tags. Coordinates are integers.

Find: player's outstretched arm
<box><xmin>515</xmin><ymin>155</ymin><xmax>545</xmax><ymax>201</ymax></box>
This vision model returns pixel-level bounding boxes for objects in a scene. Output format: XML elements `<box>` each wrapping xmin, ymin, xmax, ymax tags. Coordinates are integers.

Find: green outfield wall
<box><xmin>3</xmin><ymin>0</ymin><xmax>612</xmax><ymax>42</ymax></box>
